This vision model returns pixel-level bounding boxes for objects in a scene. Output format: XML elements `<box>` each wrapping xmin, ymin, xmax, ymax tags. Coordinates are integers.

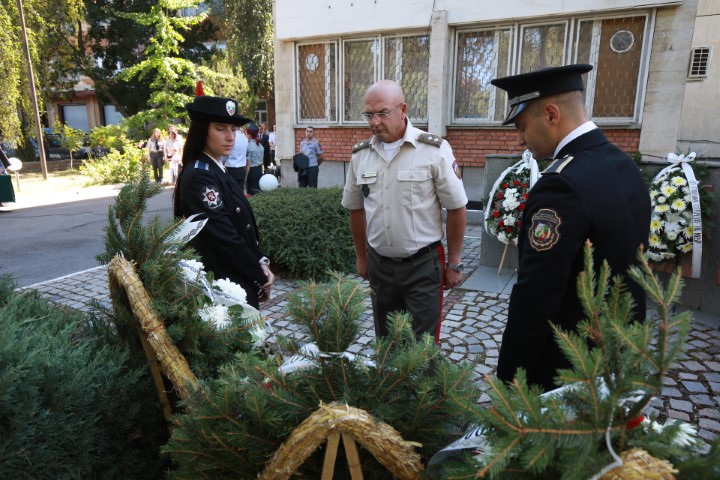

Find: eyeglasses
<box><xmin>360</xmin><ymin>104</ymin><xmax>402</xmax><ymax>121</ymax></box>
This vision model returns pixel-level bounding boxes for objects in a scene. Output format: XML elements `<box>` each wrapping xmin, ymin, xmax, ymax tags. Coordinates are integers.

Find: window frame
<box><xmin>295</xmin><ymin>40</ymin><xmax>339</xmax><ymax>124</ymax></box>
<box><xmin>295</xmin><ymin>32</ymin><xmax>431</xmax><ymax>126</ymax></box>
<box><xmin>450</xmin><ymin>11</ymin><xmax>653</xmax><ymax>127</ymax></box>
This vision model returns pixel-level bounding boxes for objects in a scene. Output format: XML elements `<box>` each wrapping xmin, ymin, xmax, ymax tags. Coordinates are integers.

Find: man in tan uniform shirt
<box><xmin>341</xmin><ymin>80</ymin><xmax>468</xmax><ymax>343</ymax></box>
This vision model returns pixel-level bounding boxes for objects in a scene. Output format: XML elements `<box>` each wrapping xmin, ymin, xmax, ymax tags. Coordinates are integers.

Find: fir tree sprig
<box><xmin>442</xmin><ymin>242</ymin><xmax>713</xmax><ymax>479</ymax></box>
<box><xmin>165</xmin><ymin>275</ymin><xmax>481</xmax><ymax>479</ymax></box>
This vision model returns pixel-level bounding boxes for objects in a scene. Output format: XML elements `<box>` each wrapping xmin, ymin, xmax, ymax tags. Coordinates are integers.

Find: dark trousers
<box><xmin>367</xmin><ymin>244</ymin><xmax>445</xmax><ymax>342</ymax></box>
<box><xmin>150</xmin><ymin>151</ymin><xmax>164</xmax><ymax>183</ymax></box>
<box><xmin>226</xmin><ymin>166</ymin><xmax>246</xmax><ymax>186</ymax></box>
<box><xmin>298</xmin><ymin>165</ymin><xmax>319</xmax><ymax>188</ymax></box>
<box><xmin>247</xmin><ymin>165</ymin><xmax>263</xmax><ymax>194</ymax></box>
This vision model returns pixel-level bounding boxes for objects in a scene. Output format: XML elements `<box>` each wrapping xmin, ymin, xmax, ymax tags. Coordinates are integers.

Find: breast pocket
<box><xmin>397</xmin><ymin>168</ymin><xmax>432</xmax><ymax>206</ymax></box>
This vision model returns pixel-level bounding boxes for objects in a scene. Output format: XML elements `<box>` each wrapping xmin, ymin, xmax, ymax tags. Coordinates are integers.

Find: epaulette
<box><xmin>193</xmin><ymin>160</ymin><xmax>210</xmax><ymax>170</ymax></box>
<box><xmin>352</xmin><ymin>138</ymin><xmax>372</xmax><ymax>153</ymax></box>
<box><xmin>417</xmin><ymin>132</ymin><xmax>443</xmax><ymax>147</ymax></box>
<box><xmin>542</xmin><ymin>155</ymin><xmax>574</xmax><ymax>174</ymax></box>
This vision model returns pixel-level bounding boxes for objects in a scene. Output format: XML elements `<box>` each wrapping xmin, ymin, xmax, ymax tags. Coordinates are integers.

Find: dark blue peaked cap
<box><xmin>491</xmin><ymin>64</ymin><xmax>593</xmax><ymax>125</ymax></box>
<box><xmin>185</xmin><ymin>96</ymin><xmax>252</xmax><ymax>126</ymax></box>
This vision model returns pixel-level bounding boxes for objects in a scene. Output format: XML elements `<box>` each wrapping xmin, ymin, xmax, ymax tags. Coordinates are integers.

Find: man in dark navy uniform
<box><xmin>491</xmin><ymin>64</ymin><xmax>650</xmax><ymax>392</ymax></box>
<box><xmin>174</xmin><ymin>95</ymin><xmax>275</xmax><ymax>308</ymax></box>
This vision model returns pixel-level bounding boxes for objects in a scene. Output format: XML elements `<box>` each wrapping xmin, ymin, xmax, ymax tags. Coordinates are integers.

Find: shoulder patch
<box><xmin>193</xmin><ymin>160</ymin><xmax>210</xmax><ymax>170</ymax></box>
<box><xmin>352</xmin><ymin>139</ymin><xmax>372</xmax><ymax>153</ymax></box>
<box><xmin>528</xmin><ymin>208</ymin><xmax>562</xmax><ymax>252</ymax></box>
<box><xmin>417</xmin><ymin>132</ymin><xmax>443</xmax><ymax>147</ymax></box>
<box><xmin>542</xmin><ymin>155</ymin><xmax>574</xmax><ymax>175</ymax></box>
<box><xmin>201</xmin><ymin>185</ymin><xmax>223</xmax><ymax>209</ymax></box>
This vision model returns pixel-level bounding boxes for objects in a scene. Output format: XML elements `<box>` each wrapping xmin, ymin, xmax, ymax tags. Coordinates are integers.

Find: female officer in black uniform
<box><xmin>173</xmin><ymin>95</ymin><xmax>274</xmax><ymax>308</ymax></box>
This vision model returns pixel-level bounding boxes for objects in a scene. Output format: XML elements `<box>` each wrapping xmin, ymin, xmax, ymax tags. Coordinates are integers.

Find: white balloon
<box><xmin>7</xmin><ymin>157</ymin><xmax>22</xmax><ymax>172</ymax></box>
<box><xmin>259</xmin><ymin>173</ymin><xmax>279</xmax><ymax>192</ymax></box>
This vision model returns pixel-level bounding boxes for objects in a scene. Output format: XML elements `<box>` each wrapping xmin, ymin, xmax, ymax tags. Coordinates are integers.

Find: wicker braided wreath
<box><xmin>260</xmin><ymin>402</ymin><xmax>424</xmax><ymax>480</ymax></box>
<box><xmin>108</xmin><ymin>254</ymin><xmax>424</xmax><ymax>479</ymax></box>
<box><xmin>108</xmin><ymin>255</ymin><xmax>200</xmax><ymax>406</ymax></box>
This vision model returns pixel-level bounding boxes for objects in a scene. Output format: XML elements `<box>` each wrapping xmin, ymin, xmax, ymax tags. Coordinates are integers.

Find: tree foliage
<box><xmin>0</xmin><ymin>275</ymin><xmax>169</xmax><ymax>479</ymax></box>
<box><xmin>164</xmin><ymin>275</ymin><xmax>481</xmax><ymax>478</ymax></box>
<box><xmin>434</xmin><ymin>244</ymin><xmax>720</xmax><ymax>479</ymax></box>
<box><xmin>222</xmin><ymin>0</ymin><xmax>274</xmax><ymax>97</ymax></box>
<box><xmin>0</xmin><ymin>0</ymin><xmax>85</xmax><ymax>144</ymax></box>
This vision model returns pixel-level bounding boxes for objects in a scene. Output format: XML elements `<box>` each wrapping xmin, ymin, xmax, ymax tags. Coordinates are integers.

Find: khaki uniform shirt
<box><xmin>341</xmin><ymin>121</ymin><xmax>467</xmax><ymax>258</ymax></box>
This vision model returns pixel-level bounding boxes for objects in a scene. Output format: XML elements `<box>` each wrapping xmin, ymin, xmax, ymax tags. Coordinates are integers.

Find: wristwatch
<box><xmin>446</xmin><ymin>262</ymin><xmax>464</xmax><ymax>273</ymax></box>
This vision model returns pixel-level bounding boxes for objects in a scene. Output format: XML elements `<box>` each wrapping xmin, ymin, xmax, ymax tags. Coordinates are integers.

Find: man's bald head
<box><xmin>364</xmin><ymin>80</ymin><xmax>405</xmax><ymax>104</ymax></box>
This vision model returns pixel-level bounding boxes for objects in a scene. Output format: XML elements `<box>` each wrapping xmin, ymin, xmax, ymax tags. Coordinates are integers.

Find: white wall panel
<box><xmin>275</xmin><ymin>0</ymin><xmax>682</xmax><ymax>39</ymax></box>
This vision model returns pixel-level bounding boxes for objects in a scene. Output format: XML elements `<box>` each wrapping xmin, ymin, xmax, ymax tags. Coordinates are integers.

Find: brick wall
<box><xmin>295</xmin><ymin>127</ymin><xmax>641</xmax><ymax>166</ymax></box>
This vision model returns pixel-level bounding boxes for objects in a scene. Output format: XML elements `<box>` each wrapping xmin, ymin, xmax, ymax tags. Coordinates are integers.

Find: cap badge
<box><xmin>225</xmin><ymin>100</ymin><xmax>236</xmax><ymax>116</ymax></box>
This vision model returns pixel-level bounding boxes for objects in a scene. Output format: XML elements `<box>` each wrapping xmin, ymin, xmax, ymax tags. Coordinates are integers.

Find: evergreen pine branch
<box><xmin>456</xmin><ymin>242</ymin><xmax>700</xmax><ymax>479</ymax></box>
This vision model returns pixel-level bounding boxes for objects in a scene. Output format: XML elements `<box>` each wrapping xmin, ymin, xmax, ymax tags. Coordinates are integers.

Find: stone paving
<box><xmin>22</xmin><ymin>225</ymin><xmax>720</xmax><ymax>451</ymax></box>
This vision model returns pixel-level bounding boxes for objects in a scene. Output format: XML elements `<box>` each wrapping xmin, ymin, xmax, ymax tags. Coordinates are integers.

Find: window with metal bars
<box><xmin>296</xmin><ymin>34</ymin><xmax>429</xmax><ymax>124</ymax></box>
<box><xmin>452</xmin><ymin>14</ymin><xmax>650</xmax><ymax>125</ymax></box>
<box><xmin>688</xmin><ymin>47</ymin><xmax>710</xmax><ymax>79</ymax></box>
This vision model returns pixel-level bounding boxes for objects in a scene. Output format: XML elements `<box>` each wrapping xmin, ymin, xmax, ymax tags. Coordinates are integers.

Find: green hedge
<box><xmin>79</xmin><ymin>145</ymin><xmax>145</xmax><ymax>185</ymax></box>
<box><xmin>0</xmin><ymin>276</ymin><xmax>168</xmax><ymax>479</ymax></box>
<box><xmin>249</xmin><ymin>187</ymin><xmax>355</xmax><ymax>281</ymax></box>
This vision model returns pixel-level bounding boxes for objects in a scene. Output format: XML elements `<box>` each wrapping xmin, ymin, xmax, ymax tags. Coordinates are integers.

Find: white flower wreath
<box><xmin>646</xmin><ymin>152</ymin><xmax>703</xmax><ymax>278</ymax></box>
<box><xmin>170</xmin><ymin>214</ymin><xmax>268</xmax><ymax>347</ymax></box>
<box><xmin>483</xmin><ymin>150</ymin><xmax>539</xmax><ymax>245</ymax></box>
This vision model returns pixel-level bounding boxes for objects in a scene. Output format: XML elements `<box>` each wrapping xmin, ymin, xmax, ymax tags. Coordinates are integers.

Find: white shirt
<box><xmin>553</xmin><ymin>121</ymin><xmax>597</xmax><ymax>158</ymax></box>
<box><xmin>224</xmin><ymin>130</ymin><xmax>249</xmax><ymax>168</ymax></box>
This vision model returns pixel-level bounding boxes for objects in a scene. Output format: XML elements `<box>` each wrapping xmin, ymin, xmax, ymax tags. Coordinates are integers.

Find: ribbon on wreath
<box><xmin>483</xmin><ymin>149</ymin><xmax>539</xmax><ymax>243</ymax></box>
<box><xmin>278</xmin><ymin>342</ymin><xmax>376</xmax><ymax>375</ymax></box>
<box><xmin>654</xmin><ymin>152</ymin><xmax>702</xmax><ymax>278</ymax></box>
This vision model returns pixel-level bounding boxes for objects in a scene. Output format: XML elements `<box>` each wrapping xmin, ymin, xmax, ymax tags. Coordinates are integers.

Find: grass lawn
<box><xmin>12</xmin><ymin>169</ymin><xmax>93</xmax><ymax>196</ymax></box>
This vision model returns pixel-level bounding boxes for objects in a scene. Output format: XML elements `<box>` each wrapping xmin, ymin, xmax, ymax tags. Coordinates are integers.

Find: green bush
<box><xmin>0</xmin><ymin>275</ymin><xmax>169</xmax><ymax>479</ymax></box>
<box><xmin>249</xmin><ymin>187</ymin><xmax>355</xmax><ymax>281</ymax></box>
<box><xmin>80</xmin><ymin>145</ymin><xmax>145</xmax><ymax>184</ymax></box>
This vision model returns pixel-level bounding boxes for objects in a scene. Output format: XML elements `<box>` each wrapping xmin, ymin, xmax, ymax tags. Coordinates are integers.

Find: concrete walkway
<box><xmin>22</xmin><ymin>224</ymin><xmax>720</xmax><ymax>450</ymax></box>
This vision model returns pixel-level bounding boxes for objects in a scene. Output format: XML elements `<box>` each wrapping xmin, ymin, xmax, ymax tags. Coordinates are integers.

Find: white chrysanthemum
<box><xmin>650</xmin><ymin>218</ymin><xmax>662</xmax><ymax>233</ymax></box>
<box><xmin>682</xmin><ymin>225</ymin><xmax>694</xmax><ymax>238</ymax></box>
<box><xmin>661</xmin><ymin>184</ymin><xmax>677</xmax><ymax>196</ymax></box>
<box><xmin>666</xmin><ymin>231</ymin><xmax>678</xmax><ymax>241</ymax></box>
<box><xmin>656</xmin><ymin>196</ymin><xmax>666</xmax><ymax>204</ymax></box>
<box><xmin>666</xmin><ymin>211</ymin><xmax>686</xmax><ymax>228</ymax></box>
<box><xmin>649</xmin><ymin>234</ymin><xmax>663</xmax><ymax>248</ymax></box>
<box><xmin>199</xmin><ymin>304</ymin><xmax>231</xmax><ymax>329</ymax></box>
<box><xmin>649</xmin><ymin>189</ymin><xmax>659</xmax><ymax>198</ymax></box>
<box><xmin>680</xmin><ymin>242</ymin><xmax>694</xmax><ymax>253</ymax></box>
<box><xmin>654</xmin><ymin>204</ymin><xmax>670</xmax><ymax>214</ymax></box>
<box><xmin>497</xmin><ymin>232</ymin><xmax>508</xmax><ymax>243</ymax></box>
<box><xmin>502</xmin><ymin>189</ymin><xmax>520</xmax><ymax>210</ymax></box>
<box><xmin>214</xmin><ymin>278</ymin><xmax>248</xmax><ymax>305</ymax></box>
<box><xmin>504</xmin><ymin>214</ymin><xmax>516</xmax><ymax>225</ymax></box>
<box><xmin>671</xmin><ymin>175</ymin><xmax>687</xmax><ymax>186</ymax></box>
<box><xmin>670</xmin><ymin>199</ymin><xmax>686</xmax><ymax>211</ymax></box>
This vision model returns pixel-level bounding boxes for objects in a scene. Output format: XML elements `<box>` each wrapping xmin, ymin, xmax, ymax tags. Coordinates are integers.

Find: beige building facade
<box><xmin>272</xmin><ymin>0</ymin><xmax>720</xmax><ymax>313</ymax></box>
